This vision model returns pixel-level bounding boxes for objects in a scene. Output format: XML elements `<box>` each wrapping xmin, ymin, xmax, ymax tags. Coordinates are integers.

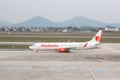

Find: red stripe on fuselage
<box><xmin>83</xmin><ymin>43</ymin><xmax>88</xmax><ymax>48</ymax></box>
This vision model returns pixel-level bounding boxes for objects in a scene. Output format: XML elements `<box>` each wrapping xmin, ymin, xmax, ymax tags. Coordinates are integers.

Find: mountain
<box><xmin>1</xmin><ymin>16</ymin><xmax>120</xmax><ymax>28</ymax></box>
<box><xmin>16</xmin><ymin>16</ymin><xmax>108</xmax><ymax>27</ymax></box>
<box><xmin>56</xmin><ymin>16</ymin><xmax>107</xmax><ymax>27</ymax></box>
<box><xmin>16</xmin><ymin>16</ymin><xmax>55</xmax><ymax>27</ymax></box>
<box><xmin>0</xmin><ymin>20</ymin><xmax>12</xmax><ymax>27</ymax></box>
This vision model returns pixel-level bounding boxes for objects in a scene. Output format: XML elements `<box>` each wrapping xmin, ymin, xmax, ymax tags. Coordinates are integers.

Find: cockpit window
<box><xmin>31</xmin><ymin>43</ymin><xmax>39</xmax><ymax>46</ymax></box>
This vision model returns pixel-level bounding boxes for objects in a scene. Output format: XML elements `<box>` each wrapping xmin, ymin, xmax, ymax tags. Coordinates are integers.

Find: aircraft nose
<box><xmin>29</xmin><ymin>46</ymin><xmax>33</xmax><ymax>49</ymax></box>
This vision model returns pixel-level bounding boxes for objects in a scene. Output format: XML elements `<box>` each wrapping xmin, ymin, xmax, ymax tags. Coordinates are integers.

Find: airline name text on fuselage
<box><xmin>41</xmin><ymin>44</ymin><xmax>59</xmax><ymax>47</ymax></box>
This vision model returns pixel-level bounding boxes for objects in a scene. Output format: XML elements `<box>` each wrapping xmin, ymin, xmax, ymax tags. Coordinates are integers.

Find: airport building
<box><xmin>104</xmin><ymin>27</ymin><xmax>120</xmax><ymax>32</ymax></box>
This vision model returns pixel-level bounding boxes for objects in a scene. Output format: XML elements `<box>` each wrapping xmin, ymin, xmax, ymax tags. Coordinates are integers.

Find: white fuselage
<box><xmin>29</xmin><ymin>42</ymin><xmax>86</xmax><ymax>50</ymax></box>
<box><xmin>29</xmin><ymin>41</ymin><xmax>97</xmax><ymax>51</ymax></box>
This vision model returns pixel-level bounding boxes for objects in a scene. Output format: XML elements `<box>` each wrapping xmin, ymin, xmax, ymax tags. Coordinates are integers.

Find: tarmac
<box><xmin>0</xmin><ymin>43</ymin><xmax>120</xmax><ymax>80</ymax></box>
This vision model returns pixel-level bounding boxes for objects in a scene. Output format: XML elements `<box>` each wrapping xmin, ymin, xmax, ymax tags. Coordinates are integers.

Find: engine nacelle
<box><xmin>58</xmin><ymin>48</ymin><xmax>69</xmax><ymax>52</ymax></box>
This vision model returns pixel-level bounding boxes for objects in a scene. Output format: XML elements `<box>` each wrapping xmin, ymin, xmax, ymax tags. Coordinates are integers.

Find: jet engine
<box><xmin>58</xmin><ymin>48</ymin><xmax>70</xmax><ymax>52</ymax></box>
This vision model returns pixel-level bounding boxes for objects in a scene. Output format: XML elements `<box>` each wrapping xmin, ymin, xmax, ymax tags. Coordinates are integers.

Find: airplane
<box><xmin>29</xmin><ymin>30</ymin><xmax>102</xmax><ymax>53</ymax></box>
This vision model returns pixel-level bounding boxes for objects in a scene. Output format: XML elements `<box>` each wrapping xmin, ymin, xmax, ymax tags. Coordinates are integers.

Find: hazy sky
<box><xmin>0</xmin><ymin>0</ymin><xmax>120</xmax><ymax>23</ymax></box>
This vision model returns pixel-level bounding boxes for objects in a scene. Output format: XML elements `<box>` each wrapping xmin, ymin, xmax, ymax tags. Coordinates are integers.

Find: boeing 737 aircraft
<box><xmin>29</xmin><ymin>30</ymin><xmax>102</xmax><ymax>53</ymax></box>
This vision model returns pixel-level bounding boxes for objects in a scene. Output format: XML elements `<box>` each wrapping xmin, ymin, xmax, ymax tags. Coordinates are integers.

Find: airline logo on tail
<box><xmin>95</xmin><ymin>36</ymin><xmax>100</xmax><ymax>41</ymax></box>
<box><xmin>91</xmin><ymin>30</ymin><xmax>102</xmax><ymax>44</ymax></box>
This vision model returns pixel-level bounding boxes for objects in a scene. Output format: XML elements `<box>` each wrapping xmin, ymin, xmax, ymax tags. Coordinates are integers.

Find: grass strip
<box><xmin>0</xmin><ymin>37</ymin><xmax>120</xmax><ymax>43</ymax></box>
<box><xmin>0</xmin><ymin>45</ymin><xmax>29</xmax><ymax>49</ymax></box>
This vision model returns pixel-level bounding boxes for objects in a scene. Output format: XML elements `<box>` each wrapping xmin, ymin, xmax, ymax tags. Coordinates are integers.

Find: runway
<box><xmin>0</xmin><ymin>43</ymin><xmax>120</xmax><ymax>80</ymax></box>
